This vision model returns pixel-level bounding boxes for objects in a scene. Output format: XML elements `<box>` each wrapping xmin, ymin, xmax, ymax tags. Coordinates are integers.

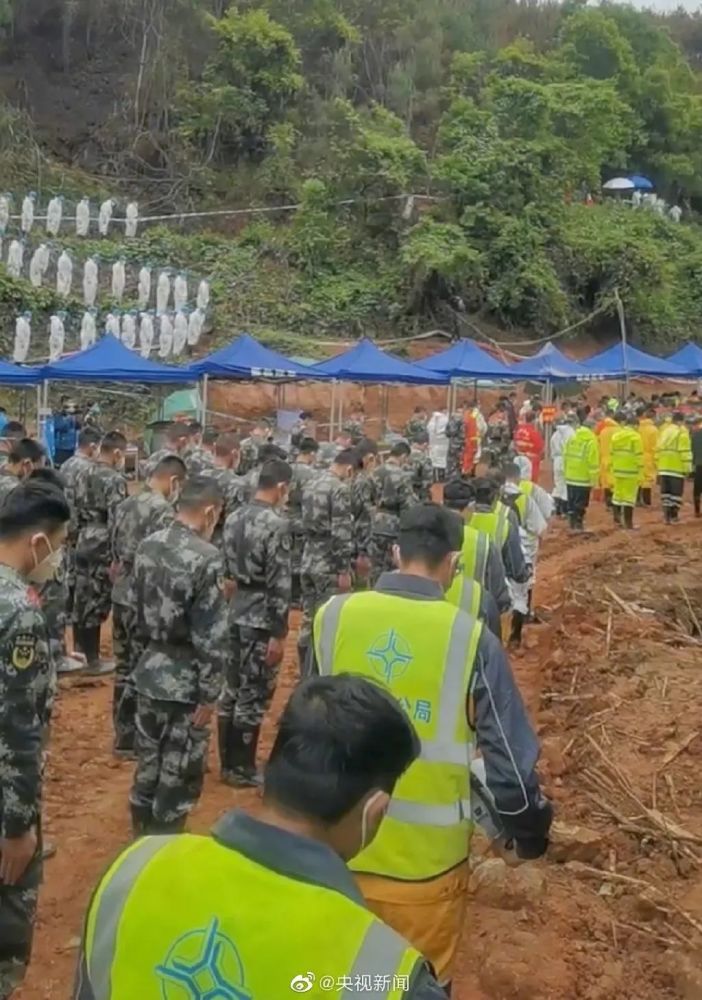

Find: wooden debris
<box><xmin>604</xmin><ymin>585</ymin><xmax>639</xmax><ymax>618</ymax></box>
<box><xmin>661</xmin><ymin>731</ymin><xmax>699</xmax><ymax>769</ymax></box>
<box><xmin>605</xmin><ymin>607</ymin><xmax>613</xmax><ymax>658</ymax></box>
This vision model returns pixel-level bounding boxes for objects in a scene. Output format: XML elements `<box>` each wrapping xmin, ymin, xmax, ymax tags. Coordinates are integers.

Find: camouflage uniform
<box><xmin>350</xmin><ymin>470</ymin><xmax>376</xmax><ymax>562</ymax></box>
<box><xmin>342</xmin><ymin>417</ymin><xmax>365</xmax><ymax>443</ymax></box>
<box><xmin>58</xmin><ymin>452</ymin><xmax>93</xmax><ymax>619</ymax></box>
<box><xmin>73</xmin><ymin>463</ymin><xmax>127</xmax><ymax>629</ymax></box>
<box><xmin>404</xmin><ymin>415</ymin><xmax>428</xmax><ymax>442</ymax></box>
<box><xmin>184</xmin><ymin>447</ymin><xmax>215</xmax><ymax>477</ymax></box>
<box><xmin>369</xmin><ymin>461</ymin><xmax>414</xmax><ymax>584</ymax></box>
<box><xmin>407</xmin><ymin>446</ymin><xmax>434</xmax><ymax>502</ymax></box>
<box><xmin>237</xmin><ymin>437</ymin><xmax>261</xmax><ymax>477</ymax></box>
<box><xmin>0</xmin><ymin>566</ymin><xmax>52</xmax><ymax>999</ymax></box>
<box><xmin>205</xmin><ymin>466</ymin><xmax>248</xmax><ymax>548</ymax></box>
<box><xmin>141</xmin><ymin>447</ymin><xmax>183</xmax><ymax>480</ymax></box>
<box><xmin>446</xmin><ymin>413</ymin><xmax>465</xmax><ymax>479</ymax></box>
<box><xmin>299</xmin><ymin>470</ymin><xmax>353</xmax><ymax>672</ymax></box>
<box><xmin>315</xmin><ymin>441</ymin><xmax>339</xmax><ymax>470</ymax></box>
<box><xmin>0</xmin><ymin>472</ymin><xmax>18</xmax><ymax>507</ymax></box>
<box><xmin>222</xmin><ymin>500</ymin><xmax>292</xmax><ymax>732</ymax></box>
<box><xmin>287</xmin><ymin>462</ymin><xmax>318</xmax><ymax>605</ymax></box>
<box><xmin>129</xmin><ymin>521</ymin><xmax>228</xmax><ymax>832</ymax></box>
<box><xmin>111</xmin><ymin>488</ymin><xmax>174</xmax><ymax>751</ymax></box>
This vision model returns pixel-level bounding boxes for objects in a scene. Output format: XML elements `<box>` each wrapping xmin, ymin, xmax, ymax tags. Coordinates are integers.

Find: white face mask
<box><xmin>28</xmin><ymin>534</ymin><xmax>64</xmax><ymax>584</ymax></box>
<box><xmin>359</xmin><ymin>791</ymin><xmax>387</xmax><ymax>853</ymax></box>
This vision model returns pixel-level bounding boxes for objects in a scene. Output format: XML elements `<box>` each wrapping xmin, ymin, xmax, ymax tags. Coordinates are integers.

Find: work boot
<box><xmin>623</xmin><ymin>507</ymin><xmax>634</xmax><ymax>530</ymax></box>
<box><xmin>642</xmin><ymin>488</ymin><xmax>652</xmax><ymax>507</ymax></box>
<box><xmin>81</xmin><ymin>627</ymin><xmax>114</xmax><ymax>675</ymax></box>
<box><xmin>229</xmin><ymin>724</ymin><xmax>263</xmax><ymax>789</ymax></box>
<box><xmin>568</xmin><ymin>512</ymin><xmax>578</xmax><ymax>531</ymax></box>
<box><xmin>612</xmin><ymin>504</ymin><xmax>622</xmax><ymax>525</ymax></box>
<box><xmin>663</xmin><ymin>506</ymin><xmax>672</xmax><ymax>524</ymax></box>
<box><xmin>130</xmin><ymin>803</ymin><xmax>152</xmax><ymax>838</ymax></box>
<box><xmin>57</xmin><ymin>653</ymin><xmax>86</xmax><ymax>675</ymax></box>
<box><xmin>604</xmin><ymin>489</ymin><xmax>613</xmax><ymax>510</ymax></box>
<box><xmin>146</xmin><ymin>817</ymin><xmax>187</xmax><ymax>835</ymax></box>
<box><xmin>508</xmin><ymin>611</ymin><xmax>524</xmax><ymax>650</ymax></box>
<box><xmin>218</xmin><ymin>715</ymin><xmax>235</xmax><ymax>784</ymax></box>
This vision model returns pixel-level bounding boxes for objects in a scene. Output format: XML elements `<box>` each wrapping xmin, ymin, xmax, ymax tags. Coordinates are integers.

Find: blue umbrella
<box><xmin>629</xmin><ymin>174</ymin><xmax>654</xmax><ymax>191</ymax></box>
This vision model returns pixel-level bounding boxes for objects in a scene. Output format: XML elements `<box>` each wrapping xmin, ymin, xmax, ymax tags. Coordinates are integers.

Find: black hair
<box><xmin>165</xmin><ymin>423</ymin><xmax>189</xmax><ymax>444</ymax></box>
<box><xmin>178</xmin><ymin>477</ymin><xmax>224</xmax><ymax>511</ymax></box>
<box><xmin>258</xmin><ymin>459</ymin><xmax>293</xmax><ymax>489</ymax></box>
<box><xmin>203</xmin><ymin>427</ymin><xmax>219</xmax><ymax>446</ymax></box>
<box><xmin>4</xmin><ymin>421</ymin><xmax>25</xmax><ymax>439</ymax></box>
<box><xmin>29</xmin><ymin>467</ymin><xmax>66</xmax><ymax>491</ymax></box>
<box><xmin>258</xmin><ymin>443</ymin><xmax>287</xmax><ymax>463</ymax></box>
<box><xmin>214</xmin><ymin>432</ymin><xmax>240</xmax><ymax>457</ymax></box>
<box><xmin>187</xmin><ymin>420</ymin><xmax>203</xmax><ymax>436</ymax></box>
<box><xmin>390</xmin><ymin>441</ymin><xmax>411</xmax><ymax>458</ymax></box>
<box><xmin>300</xmin><ymin>411</ymin><xmax>313</xmax><ymax>421</ymax></box>
<box><xmin>298</xmin><ymin>436</ymin><xmax>319</xmax><ymax>455</ymax></box>
<box><xmin>357</xmin><ymin>438</ymin><xmax>378</xmax><ymax>457</ymax></box>
<box><xmin>443</xmin><ymin>478</ymin><xmax>475</xmax><ymax>510</ymax></box>
<box><xmin>411</xmin><ymin>430</ymin><xmax>429</xmax><ymax>446</ymax></box>
<box><xmin>152</xmin><ymin>455</ymin><xmax>187</xmax><ymax>479</ymax></box>
<box><xmin>78</xmin><ymin>427</ymin><xmax>101</xmax><ymax>449</ymax></box>
<box><xmin>8</xmin><ymin>439</ymin><xmax>45</xmax><ymax>466</ymax></box>
<box><xmin>334</xmin><ymin>448</ymin><xmax>357</xmax><ymax>467</ymax></box>
<box><xmin>0</xmin><ymin>480</ymin><xmax>70</xmax><ymax>539</ymax></box>
<box><xmin>101</xmin><ymin>431</ymin><xmax>127</xmax><ymax>453</ymax></box>
<box><xmin>264</xmin><ymin>675</ymin><xmax>419</xmax><ymax>824</ymax></box>
<box><xmin>398</xmin><ymin>502</ymin><xmax>462</xmax><ymax>568</ymax></box>
<box><xmin>474</xmin><ymin>476</ymin><xmax>499</xmax><ymax>506</ymax></box>
<box><xmin>672</xmin><ymin>411</ymin><xmax>685</xmax><ymax>423</ymax></box>
<box><xmin>486</xmin><ymin>466</ymin><xmax>506</xmax><ymax>488</ymax></box>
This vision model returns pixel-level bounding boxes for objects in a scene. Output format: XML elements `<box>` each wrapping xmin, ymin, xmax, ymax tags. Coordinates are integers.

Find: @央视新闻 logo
<box><xmin>156</xmin><ymin>917</ymin><xmax>252</xmax><ymax>1000</ymax></box>
<box><xmin>367</xmin><ymin>629</ymin><xmax>413</xmax><ymax>684</ymax></box>
<box><xmin>290</xmin><ymin>972</ymin><xmax>315</xmax><ymax>993</ymax></box>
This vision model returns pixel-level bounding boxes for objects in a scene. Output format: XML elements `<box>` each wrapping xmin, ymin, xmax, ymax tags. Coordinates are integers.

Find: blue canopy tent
<box><xmin>0</xmin><ymin>360</ymin><xmax>45</xmax><ymax>447</ymax></box>
<box><xmin>311</xmin><ymin>337</ymin><xmax>446</xmax><ymax>438</ymax></box>
<box><xmin>190</xmin><ymin>333</ymin><xmax>324</xmax><ymax>425</ymax></box>
<box><xmin>578</xmin><ymin>343</ymin><xmax>689</xmax><ymax>380</ymax></box>
<box><xmin>507</xmin><ymin>342</ymin><xmax>589</xmax><ymax>381</ymax></box>
<box><xmin>41</xmin><ymin>335</ymin><xmax>196</xmax><ymax>384</ymax></box>
<box><xmin>416</xmin><ymin>338</ymin><xmax>514</xmax><ymax>380</ymax></box>
<box><xmin>630</xmin><ymin>174</ymin><xmax>654</xmax><ymax>191</ymax></box>
<box><xmin>667</xmin><ymin>342</ymin><xmax>702</xmax><ymax>377</ymax></box>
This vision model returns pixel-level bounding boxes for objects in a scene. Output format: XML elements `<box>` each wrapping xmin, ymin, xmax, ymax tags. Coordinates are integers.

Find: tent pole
<box><xmin>36</xmin><ymin>384</ymin><xmax>42</xmax><ymax>437</ymax></box>
<box><xmin>615</xmin><ymin>288</ymin><xmax>629</xmax><ymax>397</ymax></box>
<box><xmin>201</xmin><ymin>375</ymin><xmax>209</xmax><ymax>427</ymax></box>
<box><xmin>329</xmin><ymin>381</ymin><xmax>336</xmax><ymax>441</ymax></box>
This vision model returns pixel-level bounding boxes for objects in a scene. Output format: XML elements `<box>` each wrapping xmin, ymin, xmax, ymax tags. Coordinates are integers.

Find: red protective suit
<box><xmin>514</xmin><ymin>422</ymin><xmax>544</xmax><ymax>482</ymax></box>
<box><xmin>462</xmin><ymin>409</ymin><xmax>480</xmax><ymax>475</ymax></box>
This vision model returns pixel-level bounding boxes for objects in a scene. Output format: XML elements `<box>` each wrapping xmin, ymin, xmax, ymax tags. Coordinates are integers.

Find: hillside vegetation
<box><xmin>4</xmin><ymin>0</ymin><xmax>702</xmax><ymax>352</ymax></box>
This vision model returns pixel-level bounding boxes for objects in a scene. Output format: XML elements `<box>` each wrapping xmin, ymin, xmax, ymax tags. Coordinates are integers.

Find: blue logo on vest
<box><xmin>367</xmin><ymin>629</ymin><xmax>413</xmax><ymax>683</ymax></box>
<box><xmin>156</xmin><ymin>917</ymin><xmax>252</xmax><ymax>1000</ymax></box>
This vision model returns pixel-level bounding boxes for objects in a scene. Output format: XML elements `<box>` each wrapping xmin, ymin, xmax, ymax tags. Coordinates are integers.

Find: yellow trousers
<box><xmin>612</xmin><ymin>476</ymin><xmax>639</xmax><ymax>508</ymax></box>
<box><xmin>356</xmin><ymin>863</ymin><xmax>469</xmax><ymax>985</ymax></box>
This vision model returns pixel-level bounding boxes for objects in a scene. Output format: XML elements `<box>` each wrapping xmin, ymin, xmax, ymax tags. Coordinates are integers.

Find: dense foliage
<box><xmin>5</xmin><ymin>0</ymin><xmax>702</xmax><ymax>348</ymax></box>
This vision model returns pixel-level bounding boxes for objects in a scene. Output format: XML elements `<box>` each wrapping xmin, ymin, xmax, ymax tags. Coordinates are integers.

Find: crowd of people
<box><xmin>0</xmin><ymin>385</ymin><xmax>699</xmax><ymax>1000</ymax></box>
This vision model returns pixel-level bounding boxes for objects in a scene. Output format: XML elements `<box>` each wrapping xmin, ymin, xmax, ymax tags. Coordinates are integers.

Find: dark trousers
<box><xmin>220</xmin><ymin>625</ymin><xmax>279</xmax><ymax>729</ymax></box>
<box><xmin>566</xmin><ymin>484</ymin><xmax>591</xmax><ymax>527</ymax></box>
<box><xmin>0</xmin><ymin>849</ymin><xmax>42</xmax><ymax>1000</ymax></box>
<box><xmin>112</xmin><ymin>603</ymin><xmax>138</xmax><ymax>750</ymax></box>
<box><xmin>659</xmin><ymin>475</ymin><xmax>684</xmax><ymax>517</ymax></box>
<box><xmin>694</xmin><ymin>466</ymin><xmax>702</xmax><ymax>515</ymax></box>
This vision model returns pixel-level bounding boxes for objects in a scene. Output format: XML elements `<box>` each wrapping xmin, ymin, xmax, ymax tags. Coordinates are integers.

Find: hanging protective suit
<box><xmin>0</xmin><ymin>194</ymin><xmax>10</xmax><ymax>234</ymax></box>
<box><xmin>13</xmin><ymin>313</ymin><xmax>31</xmax><ymax>363</ymax></box>
<box><xmin>49</xmin><ymin>314</ymin><xmax>65</xmax><ymax>362</ymax></box>
<box><xmin>156</xmin><ymin>270</ymin><xmax>171</xmax><ymax>315</ymax></box>
<box><xmin>80</xmin><ymin>309</ymin><xmax>97</xmax><ymax>351</ymax></box>
<box><xmin>121</xmin><ymin>312</ymin><xmax>137</xmax><ymax>350</ymax></box>
<box><xmin>125</xmin><ymin>201</ymin><xmax>139</xmax><ymax>238</ymax></box>
<box><xmin>29</xmin><ymin>244</ymin><xmax>50</xmax><ymax>288</ymax></box>
<box><xmin>56</xmin><ymin>249</ymin><xmax>73</xmax><ymax>297</ymax></box>
<box><xmin>105</xmin><ymin>312</ymin><xmax>121</xmax><ymax>338</ymax></box>
<box><xmin>76</xmin><ymin>197</ymin><xmax>91</xmax><ymax>236</ymax></box>
<box><xmin>98</xmin><ymin>198</ymin><xmax>114</xmax><ymax>236</ymax></box>
<box><xmin>137</xmin><ymin>266</ymin><xmax>151</xmax><ymax>309</ymax></box>
<box><xmin>112</xmin><ymin>259</ymin><xmax>126</xmax><ymax>302</ymax></box>
<box><xmin>21</xmin><ymin>193</ymin><xmax>36</xmax><ymax>234</ymax></box>
<box><xmin>83</xmin><ymin>257</ymin><xmax>99</xmax><ymax>307</ymax></box>
<box><xmin>196</xmin><ymin>279</ymin><xmax>210</xmax><ymax>311</ymax></box>
<box><xmin>173</xmin><ymin>272</ymin><xmax>188</xmax><ymax>311</ymax></box>
<box><xmin>139</xmin><ymin>312</ymin><xmax>154</xmax><ymax>358</ymax></box>
<box><xmin>7</xmin><ymin>239</ymin><xmax>24</xmax><ymax>279</ymax></box>
<box><xmin>172</xmin><ymin>310</ymin><xmax>188</xmax><ymax>355</ymax></box>
<box><xmin>158</xmin><ymin>313</ymin><xmax>174</xmax><ymax>359</ymax></box>
<box><xmin>46</xmin><ymin>196</ymin><xmax>63</xmax><ymax>236</ymax></box>
<box><xmin>187</xmin><ymin>307</ymin><xmax>204</xmax><ymax>346</ymax></box>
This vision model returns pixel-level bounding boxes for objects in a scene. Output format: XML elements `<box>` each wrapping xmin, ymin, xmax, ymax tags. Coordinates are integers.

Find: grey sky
<box><xmin>621</xmin><ymin>1</ymin><xmax>701</xmax><ymax>8</ymax></box>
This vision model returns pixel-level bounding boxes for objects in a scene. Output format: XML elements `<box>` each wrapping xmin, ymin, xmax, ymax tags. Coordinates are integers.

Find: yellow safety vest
<box><xmin>470</xmin><ymin>503</ymin><xmax>510</xmax><ymax>549</ymax></box>
<box><xmin>519</xmin><ymin>480</ymin><xmax>534</xmax><ymax>497</ymax></box>
<box><xmin>314</xmin><ymin>591</ymin><xmax>481</xmax><ymax>881</ymax></box>
<box><xmin>564</xmin><ymin>428</ymin><xmax>599</xmax><ymax>487</ymax></box>
<box><xmin>83</xmin><ymin>834</ymin><xmax>420</xmax><ymax>1000</ymax></box>
<box><xmin>445</xmin><ymin>572</ymin><xmax>483</xmax><ymax>617</ymax></box>
<box><xmin>610</xmin><ymin>427</ymin><xmax>643</xmax><ymax>479</ymax></box>
<box><xmin>657</xmin><ymin>424</ymin><xmax>693</xmax><ymax>477</ymax></box>
<box><xmin>449</xmin><ymin>524</ymin><xmax>489</xmax><ymax>588</ymax></box>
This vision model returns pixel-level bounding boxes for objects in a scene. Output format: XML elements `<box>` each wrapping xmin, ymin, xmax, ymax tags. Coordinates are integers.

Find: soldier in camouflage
<box><xmin>343</xmin><ymin>403</ymin><xmax>366</xmax><ymax>443</ymax></box>
<box><xmin>205</xmin><ymin>433</ymin><xmax>248</xmax><ymax>547</ymax></box>
<box><xmin>298</xmin><ymin>449</ymin><xmax>356</xmax><ymax>676</ymax></box>
<box><xmin>142</xmin><ymin>422</ymin><xmax>189</xmax><ymax>479</ymax></box>
<box><xmin>316</xmin><ymin>429</ymin><xmax>352</xmax><ymax>470</ymax></box>
<box><xmin>221</xmin><ymin>459</ymin><xmax>293</xmax><ymax>787</ymax></box>
<box><xmin>446</xmin><ymin>405</ymin><xmax>465</xmax><ymax>480</ymax></box>
<box><xmin>0</xmin><ymin>439</ymin><xmax>46</xmax><ymax>507</ymax></box>
<box><xmin>184</xmin><ymin>422</ymin><xmax>217</xmax><ymax>477</ymax></box>
<box><xmin>350</xmin><ymin>438</ymin><xmax>379</xmax><ymax>581</ymax></box>
<box><xmin>404</xmin><ymin>406</ymin><xmax>428</xmax><ymax>443</ymax></box>
<box><xmin>288</xmin><ymin>437</ymin><xmax>319</xmax><ymax>606</ymax></box>
<box><xmin>128</xmin><ymin>478</ymin><xmax>228</xmax><ymax>835</ymax></box>
<box><xmin>0</xmin><ymin>480</ymin><xmax>70</xmax><ymax>1000</ymax></box>
<box><xmin>289</xmin><ymin>411</ymin><xmax>317</xmax><ymax>459</ymax></box>
<box><xmin>238</xmin><ymin>418</ymin><xmax>272</xmax><ymax>476</ymax></box>
<box><xmin>0</xmin><ymin>422</ymin><xmax>25</xmax><ymax>470</ymax></box>
<box><xmin>369</xmin><ymin>441</ymin><xmax>415</xmax><ymax>584</ymax></box>
<box><xmin>407</xmin><ymin>431</ymin><xmax>434</xmax><ymax>502</ymax></box>
<box><xmin>110</xmin><ymin>456</ymin><xmax>186</xmax><ymax>756</ymax></box>
<box><xmin>72</xmin><ymin>431</ymin><xmax>128</xmax><ymax>673</ymax></box>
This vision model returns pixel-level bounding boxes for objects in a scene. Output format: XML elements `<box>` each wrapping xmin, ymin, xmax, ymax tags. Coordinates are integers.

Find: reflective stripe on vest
<box><xmin>318</xmin><ymin>595</ymin><xmax>478</xmax><ymax>768</ymax></box>
<box><xmin>458</xmin><ymin>525</ymin><xmax>489</xmax><ymax>585</ymax></box>
<box><xmin>314</xmin><ymin>592</ymin><xmax>481</xmax><ymax>879</ymax></box>
<box><xmin>85</xmin><ymin>835</ymin><xmax>419</xmax><ymax>1000</ymax></box>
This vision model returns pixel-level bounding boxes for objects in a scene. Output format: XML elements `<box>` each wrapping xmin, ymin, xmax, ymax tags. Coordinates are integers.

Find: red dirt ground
<box><xmin>14</xmin><ymin>497</ymin><xmax>702</xmax><ymax>1000</ymax></box>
